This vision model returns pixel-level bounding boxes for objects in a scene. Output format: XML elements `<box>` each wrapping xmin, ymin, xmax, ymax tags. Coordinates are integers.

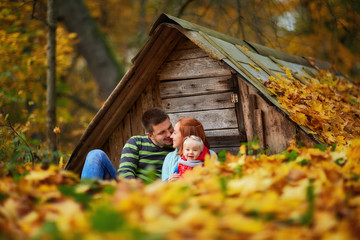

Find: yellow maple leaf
<box><xmin>291</xmin><ymin>112</ymin><xmax>308</xmax><ymax>126</ymax></box>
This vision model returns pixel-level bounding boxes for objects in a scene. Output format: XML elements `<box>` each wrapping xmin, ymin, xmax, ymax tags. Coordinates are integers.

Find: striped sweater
<box><xmin>118</xmin><ymin>135</ymin><xmax>174</xmax><ymax>182</ymax></box>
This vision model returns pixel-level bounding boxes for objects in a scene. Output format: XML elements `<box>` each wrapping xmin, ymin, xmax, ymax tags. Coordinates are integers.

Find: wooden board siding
<box><xmin>160</xmin><ymin>75</ymin><xmax>234</xmax><ymax>98</ymax></box>
<box><xmin>168</xmin><ymin>109</ymin><xmax>238</xmax><ymax>129</ymax></box>
<box><xmin>158</xmin><ymin>57</ymin><xmax>231</xmax><ymax>80</ymax></box>
<box><xmin>163</xmin><ymin>92</ymin><xmax>234</xmax><ymax>112</ymax></box>
<box><xmin>158</xmin><ymin>38</ymin><xmax>242</xmax><ymax>154</ymax></box>
<box><xmin>167</xmin><ymin>47</ymin><xmax>208</xmax><ymax>61</ymax></box>
<box><xmin>105</xmin><ymin>121</ymin><xmax>125</xmax><ymax>168</ymax></box>
<box><xmin>237</xmin><ymin>76</ymin><xmax>316</xmax><ymax>153</ymax></box>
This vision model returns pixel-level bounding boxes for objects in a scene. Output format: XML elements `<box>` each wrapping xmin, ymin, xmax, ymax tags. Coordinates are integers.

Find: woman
<box><xmin>161</xmin><ymin>117</ymin><xmax>216</xmax><ymax>181</ymax></box>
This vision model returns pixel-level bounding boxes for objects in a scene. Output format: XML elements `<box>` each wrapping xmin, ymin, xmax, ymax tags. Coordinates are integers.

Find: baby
<box><xmin>177</xmin><ymin>135</ymin><xmax>210</xmax><ymax>176</ymax></box>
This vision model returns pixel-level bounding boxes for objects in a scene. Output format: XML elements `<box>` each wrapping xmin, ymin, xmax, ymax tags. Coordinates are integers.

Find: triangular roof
<box><xmin>66</xmin><ymin>13</ymin><xmax>346</xmax><ymax>172</ymax></box>
<box><xmin>146</xmin><ymin>14</ymin><xmax>335</xmax><ymax>140</ymax></box>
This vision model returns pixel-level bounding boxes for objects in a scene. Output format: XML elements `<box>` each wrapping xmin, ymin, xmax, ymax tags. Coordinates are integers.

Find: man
<box><xmin>81</xmin><ymin>108</ymin><xmax>174</xmax><ymax>182</ymax></box>
<box><xmin>118</xmin><ymin>108</ymin><xmax>174</xmax><ymax>181</ymax></box>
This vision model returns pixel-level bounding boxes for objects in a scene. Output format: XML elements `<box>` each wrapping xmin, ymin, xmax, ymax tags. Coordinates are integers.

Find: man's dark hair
<box><xmin>142</xmin><ymin>108</ymin><xmax>169</xmax><ymax>133</ymax></box>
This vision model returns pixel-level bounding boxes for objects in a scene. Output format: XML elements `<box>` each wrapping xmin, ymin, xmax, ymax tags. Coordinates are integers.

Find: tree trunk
<box><xmin>47</xmin><ymin>0</ymin><xmax>57</xmax><ymax>155</ymax></box>
<box><xmin>55</xmin><ymin>0</ymin><xmax>124</xmax><ymax>99</ymax></box>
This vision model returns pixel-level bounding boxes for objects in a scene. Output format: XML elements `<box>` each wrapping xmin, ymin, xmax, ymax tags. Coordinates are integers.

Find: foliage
<box><xmin>0</xmin><ymin>0</ymin><xmax>101</xmax><ymax>154</ymax></box>
<box><xmin>0</xmin><ymin>114</ymin><xmax>69</xmax><ymax>179</ymax></box>
<box><xmin>264</xmin><ymin>67</ymin><xmax>360</xmax><ymax>145</ymax></box>
<box><xmin>1</xmin><ymin>140</ymin><xmax>360</xmax><ymax>239</ymax></box>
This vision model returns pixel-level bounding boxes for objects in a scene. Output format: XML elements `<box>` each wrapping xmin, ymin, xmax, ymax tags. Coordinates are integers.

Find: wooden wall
<box><xmin>158</xmin><ymin>37</ymin><xmax>246</xmax><ymax>154</ymax></box>
<box><xmin>237</xmin><ymin>77</ymin><xmax>315</xmax><ymax>153</ymax></box>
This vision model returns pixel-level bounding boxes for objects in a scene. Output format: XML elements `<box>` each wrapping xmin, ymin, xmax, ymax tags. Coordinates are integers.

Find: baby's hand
<box><xmin>168</xmin><ymin>173</ymin><xmax>180</xmax><ymax>182</ymax></box>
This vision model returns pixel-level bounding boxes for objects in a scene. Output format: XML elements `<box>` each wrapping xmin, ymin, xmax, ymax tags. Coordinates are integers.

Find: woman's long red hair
<box><xmin>177</xmin><ymin>117</ymin><xmax>210</xmax><ymax>155</ymax></box>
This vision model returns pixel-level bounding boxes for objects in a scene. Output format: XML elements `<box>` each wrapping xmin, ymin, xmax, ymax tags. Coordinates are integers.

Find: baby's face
<box><xmin>183</xmin><ymin>142</ymin><xmax>202</xmax><ymax>160</ymax></box>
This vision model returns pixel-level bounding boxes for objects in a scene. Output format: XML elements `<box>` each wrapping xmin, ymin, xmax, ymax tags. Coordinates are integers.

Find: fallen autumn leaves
<box><xmin>264</xmin><ymin>68</ymin><xmax>360</xmax><ymax>145</ymax></box>
<box><xmin>1</xmin><ymin>140</ymin><xmax>360</xmax><ymax>239</ymax></box>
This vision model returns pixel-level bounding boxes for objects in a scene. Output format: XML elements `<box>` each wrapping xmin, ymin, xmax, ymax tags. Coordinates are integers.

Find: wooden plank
<box><xmin>248</xmin><ymin>94</ymin><xmax>258</xmax><ymax>142</ymax></box>
<box><xmin>166</xmin><ymin>47</ymin><xmax>208</xmax><ymax>62</ymax></box>
<box><xmin>141</xmin><ymin>79</ymin><xmax>157</xmax><ymax>110</ymax></box>
<box><xmin>210</xmin><ymin>142</ymin><xmax>241</xmax><ymax>148</ymax></box>
<box><xmin>168</xmin><ymin>109</ymin><xmax>238</xmax><ymax>130</ymax></box>
<box><xmin>205</xmin><ymin>128</ymin><xmax>239</xmax><ymax>137</ymax></box>
<box><xmin>260</xmin><ymin>102</ymin><xmax>297</xmax><ymax>154</ymax></box>
<box><xmin>238</xmin><ymin>78</ymin><xmax>256</xmax><ymax>142</ymax></box>
<box><xmin>107</xmin><ymin>121</ymin><xmax>125</xmax><ymax>169</ymax></box>
<box><xmin>158</xmin><ymin>57</ymin><xmax>232</xmax><ymax>80</ymax></box>
<box><xmin>163</xmin><ymin>92</ymin><xmax>234</xmax><ymax>113</ymax></box>
<box><xmin>254</xmin><ymin>109</ymin><xmax>265</xmax><ymax>148</ymax></box>
<box><xmin>234</xmin><ymin>76</ymin><xmax>247</xmax><ymax>142</ymax></box>
<box><xmin>138</xmin><ymin>77</ymin><xmax>163</xmax><ymax>111</ymax></box>
<box><xmin>174</xmin><ymin>38</ymin><xmax>198</xmax><ymax>50</ymax></box>
<box><xmin>211</xmin><ymin>147</ymin><xmax>239</xmax><ymax>155</ymax></box>
<box><xmin>243</xmin><ymin>90</ymin><xmax>256</xmax><ymax>141</ymax></box>
<box><xmin>297</xmin><ymin>128</ymin><xmax>317</xmax><ymax>146</ymax></box>
<box><xmin>102</xmin><ymin>139</ymin><xmax>110</xmax><ymax>161</ymax></box>
<box><xmin>122</xmin><ymin>113</ymin><xmax>132</xmax><ymax>145</ymax></box>
<box><xmin>152</xmin><ymin>77</ymin><xmax>163</xmax><ymax>107</ymax></box>
<box><xmin>130</xmin><ymin>98</ymin><xmax>144</xmax><ymax>136</ymax></box>
<box><xmin>207</xmin><ymin>136</ymin><xmax>242</xmax><ymax>147</ymax></box>
<box><xmin>160</xmin><ymin>75</ymin><xmax>233</xmax><ymax>98</ymax></box>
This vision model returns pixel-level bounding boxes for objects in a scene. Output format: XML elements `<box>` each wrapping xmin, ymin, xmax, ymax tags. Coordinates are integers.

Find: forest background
<box><xmin>0</xmin><ymin>0</ymin><xmax>359</xmax><ymax>165</ymax></box>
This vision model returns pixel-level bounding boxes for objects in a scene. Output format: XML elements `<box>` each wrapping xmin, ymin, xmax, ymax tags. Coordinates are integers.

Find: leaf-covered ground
<box><xmin>1</xmin><ymin>140</ymin><xmax>360</xmax><ymax>239</ymax></box>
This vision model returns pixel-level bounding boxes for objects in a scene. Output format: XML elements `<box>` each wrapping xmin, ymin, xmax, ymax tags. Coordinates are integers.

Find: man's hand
<box><xmin>168</xmin><ymin>173</ymin><xmax>180</xmax><ymax>182</ymax></box>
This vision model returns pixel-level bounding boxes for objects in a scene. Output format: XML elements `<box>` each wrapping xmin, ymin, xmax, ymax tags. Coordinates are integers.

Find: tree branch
<box><xmin>177</xmin><ymin>0</ymin><xmax>195</xmax><ymax>18</ymax></box>
<box><xmin>31</xmin><ymin>0</ymin><xmax>48</xmax><ymax>26</ymax></box>
<box><xmin>58</xmin><ymin>93</ymin><xmax>99</xmax><ymax>113</ymax></box>
<box><xmin>0</xmin><ymin>120</ymin><xmax>36</xmax><ymax>166</ymax></box>
<box><xmin>236</xmin><ymin>0</ymin><xmax>246</xmax><ymax>40</ymax></box>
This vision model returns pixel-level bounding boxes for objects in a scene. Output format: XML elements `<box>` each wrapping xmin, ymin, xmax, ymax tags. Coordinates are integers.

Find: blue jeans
<box><xmin>81</xmin><ymin>149</ymin><xmax>118</xmax><ymax>180</ymax></box>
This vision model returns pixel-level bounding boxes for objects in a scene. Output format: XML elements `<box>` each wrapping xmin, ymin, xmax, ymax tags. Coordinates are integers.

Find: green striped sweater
<box><xmin>118</xmin><ymin>135</ymin><xmax>173</xmax><ymax>182</ymax></box>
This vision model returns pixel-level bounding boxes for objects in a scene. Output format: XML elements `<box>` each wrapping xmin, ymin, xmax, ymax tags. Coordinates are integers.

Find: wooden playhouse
<box><xmin>65</xmin><ymin>13</ymin><xmax>332</xmax><ymax>175</ymax></box>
